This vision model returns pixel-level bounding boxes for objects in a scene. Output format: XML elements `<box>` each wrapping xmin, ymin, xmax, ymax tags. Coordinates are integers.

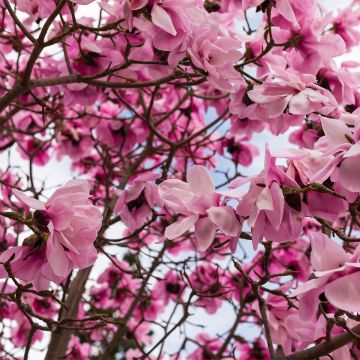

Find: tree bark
<box><xmin>44</xmin><ymin>266</ymin><xmax>92</xmax><ymax>360</ymax></box>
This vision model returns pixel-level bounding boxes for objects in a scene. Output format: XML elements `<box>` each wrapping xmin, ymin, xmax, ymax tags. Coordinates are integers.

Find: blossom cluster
<box><xmin>0</xmin><ymin>0</ymin><xmax>360</xmax><ymax>359</ymax></box>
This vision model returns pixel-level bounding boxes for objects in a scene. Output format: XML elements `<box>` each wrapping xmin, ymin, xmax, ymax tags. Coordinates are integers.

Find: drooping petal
<box><xmin>310</xmin><ymin>232</ymin><xmax>350</xmax><ymax>271</ymax></box>
<box><xmin>164</xmin><ymin>215</ymin><xmax>199</xmax><ymax>239</ymax></box>
<box><xmin>194</xmin><ymin>217</ymin><xmax>217</xmax><ymax>252</ymax></box>
<box><xmin>206</xmin><ymin>206</ymin><xmax>241</xmax><ymax>237</ymax></box>
<box><xmin>46</xmin><ymin>232</ymin><xmax>70</xmax><ymax>278</ymax></box>
<box><xmin>321</xmin><ymin>117</ymin><xmax>352</xmax><ymax>146</ymax></box>
<box><xmin>339</xmin><ymin>156</ymin><xmax>360</xmax><ymax>192</ymax></box>
<box><xmin>12</xmin><ymin>189</ymin><xmax>46</xmax><ymax>210</ymax></box>
<box><xmin>325</xmin><ymin>272</ymin><xmax>360</xmax><ymax>312</ymax></box>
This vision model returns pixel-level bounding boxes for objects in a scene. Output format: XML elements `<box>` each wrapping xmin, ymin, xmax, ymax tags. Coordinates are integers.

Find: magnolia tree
<box><xmin>1</xmin><ymin>0</ymin><xmax>360</xmax><ymax>359</ymax></box>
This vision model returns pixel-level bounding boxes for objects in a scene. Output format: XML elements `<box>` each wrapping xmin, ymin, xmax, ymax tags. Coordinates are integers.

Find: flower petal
<box><xmin>339</xmin><ymin>156</ymin><xmax>360</xmax><ymax>192</ymax></box>
<box><xmin>310</xmin><ymin>232</ymin><xmax>350</xmax><ymax>271</ymax></box>
<box><xmin>151</xmin><ymin>4</ymin><xmax>177</xmax><ymax>36</ymax></box>
<box><xmin>194</xmin><ymin>217</ymin><xmax>217</xmax><ymax>252</ymax></box>
<box><xmin>206</xmin><ymin>206</ymin><xmax>241</xmax><ymax>237</ymax></box>
<box><xmin>187</xmin><ymin>165</ymin><xmax>215</xmax><ymax>196</ymax></box>
<box><xmin>164</xmin><ymin>215</ymin><xmax>199</xmax><ymax>240</ymax></box>
<box><xmin>12</xmin><ymin>189</ymin><xmax>46</xmax><ymax>210</ymax></box>
<box><xmin>325</xmin><ymin>272</ymin><xmax>360</xmax><ymax>312</ymax></box>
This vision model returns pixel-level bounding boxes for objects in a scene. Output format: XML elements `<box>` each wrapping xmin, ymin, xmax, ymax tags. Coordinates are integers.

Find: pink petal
<box><xmin>344</xmin><ymin>142</ymin><xmax>360</xmax><ymax>158</ymax></box>
<box><xmin>187</xmin><ymin>165</ymin><xmax>215</xmax><ymax>196</ymax></box>
<box><xmin>339</xmin><ymin>156</ymin><xmax>360</xmax><ymax>192</ymax></box>
<box><xmin>307</xmin><ymin>190</ymin><xmax>347</xmax><ymax>222</ymax></box>
<box><xmin>266</xmin><ymin>182</ymin><xmax>284</xmax><ymax>230</ymax></box>
<box><xmin>310</xmin><ymin>232</ymin><xmax>350</xmax><ymax>271</ymax></box>
<box><xmin>164</xmin><ymin>215</ymin><xmax>199</xmax><ymax>239</ymax></box>
<box><xmin>47</xmin><ymin>201</ymin><xmax>75</xmax><ymax>230</ymax></box>
<box><xmin>158</xmin><ymin>179</ymin><xmax>193</xmax><ymax>213</ymax></box>
<box><xmin>325</xmin><ymin>272</ymin><xmax>360</xmax><ymax>312</ymax></box>
<box><xmin>321</xmin><ymin>117</ymin><xmax>352</xmax><ymax>146</ymax></box>
<box><xmin>194</xmin><ymin>217</ymin><xmax>217</xmax><ymax>252</ymax></box>
<box><xmin>276</xmin><ymin>0</ymin><xmax>298</xmax><ymax>26</ymax></box>
<box><xmin>47</xmin><ymin>179</ymin><xmax>90</xmax><ymax>205</ymax></box>
<box><xmin>206</xmin><ymin>206</ymin><xmax>241</xmax><ymax>237</ymax></box>
<box><xmin>151</xmin><ymin>4</ymin><xmax>177</xmax><ymax>36</ymax></box>
<box><xmin>12</xmin><ymin>189</ymin><xmax>46</xmax><ymax>210</ymax></box>
<box><xmin>46</xmin><ymin>234</ymin><xmax>70</xmax><ymax>278</ymax></box>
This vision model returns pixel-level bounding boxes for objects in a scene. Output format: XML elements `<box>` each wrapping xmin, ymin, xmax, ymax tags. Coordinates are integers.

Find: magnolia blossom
<box><xmin>158</xmin><ymin>165</ymin><xmax>241</xmax><ymax>252</ymax></box>
<box><xmin>245</xmin><ymin>71</ymin><xmax>338</xmax><ymax>119</ymax></box>
<box><xmin>291</xmin><ymin>233</ymin><xmax>360</xmax><ymax>319</ymax></box>
<box><xmin>115</xmin><ymin>173</ymin><xmax>162</xmax><ymax>233</ymax></box>
<box><xmin>231</xmin><ymin>148</ymin><xmax>302</xmax><ymax>249</ymax></box>
<box><xmin>0</xmin><ymin>180</ymin><xmax>102</xmax><ymax>289</ymax></box>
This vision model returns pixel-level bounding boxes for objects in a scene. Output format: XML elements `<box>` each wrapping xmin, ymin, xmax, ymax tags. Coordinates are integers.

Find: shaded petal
<box><xmin>164</xmin><ymin>215</ymin><xmax>199</xmax><ymax>239</ymax></box>
<box><xmin>206</xmin><ymin>206</ymin><xmax>241</xmax><ymax>236</ymax></box>
<box><xmin>151</xmin><ymin>4</ymin><xmax>177</xmax><ymax>36</ymax></box>
<box><xmin>46</xmin><ymin>233</ymin><xmax>70</xmax><ymax>278</ymax></box>
<box><xmin>325</xmin><ymin>272</ymin><xmax>360</xmax><ymax>312</ymax></box>
<box><xmin>266</xmin><ymin>182</ymin><xmax>284</xmax><ymax>230</ymax></box>
<box><xmin>321</xmin><ymin>117</ymin><xmax>352</xmax><ymax>146</ymax></box>
<box><xmin>310</xmin><ymin>232</ymin><xmax>350</xmax><ymax>271</ymax></box>
<box><xmin>12</xmin><ymin>189</ymin><xmax>46</xmax><ymax>210</ymax></box>
<box><xmin>339</xmin><ymin>156</ymin><xmax>360</xmax><ymax>192</ymax></box>
<box><xmin>194</xmin><ymin>217</ymin><xmax>217</xmax><ymax>252</ymax></box>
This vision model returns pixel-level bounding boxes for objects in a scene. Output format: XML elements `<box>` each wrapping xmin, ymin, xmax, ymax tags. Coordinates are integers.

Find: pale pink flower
<box><xmin>0</xmin><ymin>180</ymin><xmax>102</xmax><ymax>289</ymax></box>
<box><xmin>291</xmin><ymin>233</ymin><xmax>360</xmax><ymax>319</ymax></box>
<box><xmin>159</xmin><ymin>165</ymin><xmax>241</xmax><ymax>252</ymax></box>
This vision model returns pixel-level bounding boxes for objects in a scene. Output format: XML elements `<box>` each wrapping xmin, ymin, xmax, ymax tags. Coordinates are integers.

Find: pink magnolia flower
<box><xmin>153</xmin><ymin>270</ymin><xmax>185</xmax><ymax>305</ymax></box>
<box><xmin>158</xmin><ymin>165</ymin><xmax>241</xmax><ymax>252</ymax></box>
<box><xmin>66</xmin><ymin>336</ymin><xmax>93</xmax><ymax>360</ymax></box>
<box><xmin>17</xmin><ymin>0</ymin><xmax>56</xmax><ymax>20</ymax></box>
<box><xmin>188</xmin><ymin>17</ymin><xmax>243</xmax><ymax>92</ymax></box>
<box><xmin>11</xmin><ymin>316</ymin><xmax>43</xmax><ymax>347</ymax></box>
<box><xmin>17</xmin><ymin>138</ymin><xmax>51</xmax><ymax>166</ymax></box>
<box><xmin>255</xmin><ymin>284</ymin><xmax>316</xmax><ymax>354</ymax></box>
<box><xmin>219</xmin><ymin>134</ymin><xmax>259</xmax><ymax>167</ymax></box>
<box><xmin>272</xmin><ymin>20</ymin><xmax>346</xmax><ymax>75</ymax></box>
<box><xmin>314</xmin><ymin>117</ymin><xmax>360</xmax><ymax>193</ymax></box>
<box><xmin>232</xmin><ymin>148</ymin><xmax>302</xmax><ymax>249</ymax></box>
<box><xmin>236</xmin><ymin>338</ymin><xmax>270</xmax><ymax>360</ymax></box>
<box><xmin>115</xmin><ymin>173</ymin><xmax>162</xmax><ymax>233</ymax></box>
<box><xmin>189</xmin><ymin>263</ymin><xmax>227</xmax><ymax>314</ymax></box>
<box><xmin>245</xmin><ymin>70</ymin><xmax>338</xmax><ymax>120</ymax></box>
<box><xmin>291</xmin><ymin>233</ymin><xmax>360</xmax><ymax>319</ymax></box>
<box><xmin>332</xmin><ymin>4</ymin><xmax>360</xmax><ymax>49</ymax></box>
<box><xmin>0</xmin><ymin>180</ymin><xmax>102</xmax><ymax>289</ymax></box>
<box><xmin>97</xmin><ymin>262</ymin><xmax>140</xmax><ymax>314</ymax></box>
